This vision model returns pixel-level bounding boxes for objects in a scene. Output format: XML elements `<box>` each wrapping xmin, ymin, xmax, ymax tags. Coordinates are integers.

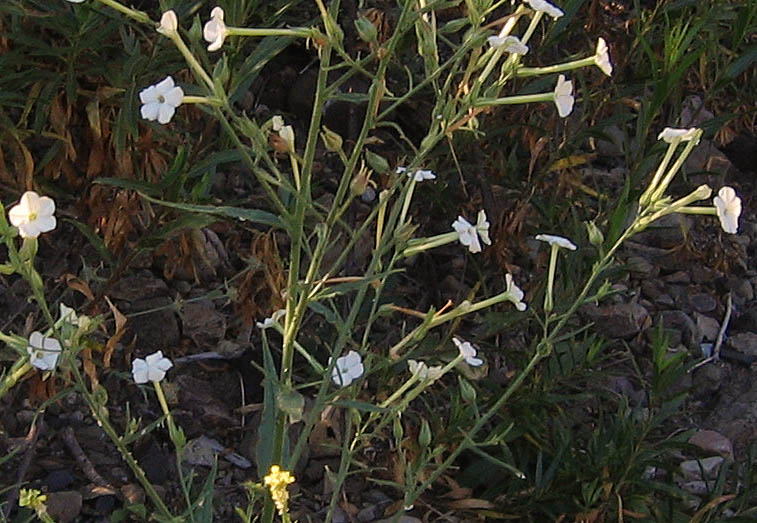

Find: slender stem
<box><xmin>516</xmin><ymin>56</ymin><xmax>596</xmax><ymax>77</ymax></box>
<box><xmin>474</xmin><ymin>92</ymin><xmax>553</xmax><ymax>108</ymax></box>
<box><xmin>228</xmin><ymin>27</ymin><xmax>313</xmax><ymax>38</ymax></box>
<box><xmin>95</xmin><ymin>0</ymin><xmax>151</xmax><ymax>24</ymax></box>
<box><xmin>544</xmin><ymin>244</ymin><xmax>559</xmax><ymax>314</ymax></box>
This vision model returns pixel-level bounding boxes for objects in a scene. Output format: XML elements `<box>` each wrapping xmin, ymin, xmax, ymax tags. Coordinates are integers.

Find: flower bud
<box><xmin>354</xmin><ymin>16</ymin><xmax>378</xmax><ymax>43</ymax></box>
<box><xmin>458</xmin><ymin>376</ymin><xmax>477</xmax><ymax>403</ymax></box>
<box><xmin>584</xmin><ymin>220</ymin><xmax>604</xmax><ymax>248</ymax></box>
<box><xmin>418</xmin><ymin>418</ymin><xmax>432</xmax><ymax>448</ymax></box>
<box><xmin>321</xmin><ymin>126</ymin><xmax>343</xmax><ymax>152</ymax></box>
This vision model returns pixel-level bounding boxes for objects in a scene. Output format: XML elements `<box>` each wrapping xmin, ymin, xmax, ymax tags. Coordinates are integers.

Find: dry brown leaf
<box><xmin>62</xmin><ymin>274</ymin><xmax>95</xmax><ymax>301</ymax></box>
<box><xmin>81</xmin><ymin>346</ymin><xmax>100</xmax><ymax>390</ymax></box>
<box><xmin>446</xmin><ymin>497</ymin><xmax>497</xmax><ymax>510</ymax></box>
<box><xmin>103</xmin><ymin>296</ymin><xmax>127</xmax><ymax>369</ymax></box>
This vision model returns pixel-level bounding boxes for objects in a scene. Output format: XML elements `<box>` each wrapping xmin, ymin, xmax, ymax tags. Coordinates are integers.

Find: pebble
<box><xmin>44</xmin><ymin>469</ymin><xmax>74</xmax><ymax>491</ymax></box>
<box><xmin>689</xmin><ymin>293</ymin><xmax>717</xmax><ymax>313</ymax></box>
<box><xmin>693</xmin><ymin>313</ymin><xmax>720</xmax><ymax>342</ymax></box>
<box><xmin>727</xmin><ymin>332</ymin><xmax>757</xmax><ymax>358</ymax></box>
<box><xmin>45</xmin><ymin>491</ymin><xmax>83</xmax><ymax>523</ymax></box>
<box><xmin>679</xmin><ymin>456</ymin><xmax>724</xmax><ymax>481</ymax></box>
<box><xmin>581</xmin><ymin>302</ymin><xmax>649</xmax><ymax>339</ymax></box>
<box><xmin>688</xmin><ymin>430</ymin><xmax>734</xmax><ymax>460</ymax></box>
<box><xmin>657</xmin><ymin>310</ymin><xmax>702</xmax><ymax>351</ymax></box>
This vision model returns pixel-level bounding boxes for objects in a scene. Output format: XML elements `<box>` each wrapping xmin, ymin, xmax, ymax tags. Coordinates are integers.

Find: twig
<box><xmin>3</xmin><ymin>417</ymin><xmax>44</xmax><ymax>519</ymax></box>
<box><xmin>61</xmin><ymin>427</ymin><xmax>115</xmax><ymax>490</ymax></box>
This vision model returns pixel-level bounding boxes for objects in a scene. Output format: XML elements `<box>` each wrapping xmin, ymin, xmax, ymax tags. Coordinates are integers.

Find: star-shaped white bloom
<box><xmin>553</xmin><ymin>75</ymin><xmax>574</xmax><ymax>118</ymax></box>
<box><xmin>330</xmin><ymin>350</ymin><xmax>364</xmax><ymax>387</ymax></box>
<box><xmin>453</xmin><ymin>338</ymin><xmax>484</xmax><ymax>367</ymax></box>
<box><xmin>594</xmin><ymin>37</ymin><xmax>612</xmax><ymax>76</ymax></box>
<box><xmin>452</xmin><ymin>209</ymin><xmax>491</xmax><ymax>254</ymax></box>
<box><xmin>713</xmin><ymin>186</ymin><xmax>741</xmax><ymax>234</ymax></box>
<box><xmin>535</xmin><ymin>233</ymin><xmax>577</xmax><ymax>250</ymax></box>
<box><xmin>139</xmin><ymin>76</ymin><xmax>184</xmax><ymax>124</ymax></box>
<box><xmin>657</xmin><ymin>127</ymin><xmax>699</xmax><ymax>143</ymax></box>
<box><xmin>525</xmin><ymin>0</ymin><xmax>564</xmax><ymax>19</ymax></box>
<box><xmin>203</xmin><ymin>7</ymin><xmax>228</xmax><ymax>52</ymax></box>
<box><xmin>27</xmin><ymin>332</ymin><xmax>62</xmax><ymax>371</ymax></box>
<box><xmin>487</xmin><ymin>35</ymin><xmax>529</xmax><ymax>55</ymax></box>
<box><xmin>8</xmin><ymin>191</ymin><xmax>56</xmax><ymax>239</ymax></box>
<box><xmin>408</xmin><ymin>360</ymin><xmax>444</xmax><ymax>381</ymax></box>
<box><xmin>256</xmin><ymin>309</ymin><xmax>286</xmax><ymax>329</ymax></box>
<box><xmin>506</xmin><ymin>273</ymin><xmax>527</xmax><ymax>311</ymax></box>
<box><xmin>132</xmin><ymin>351</ymin><xmax>174</xmax><ymax>384</ymax></box>
<box><xmin>157</xmin><ymin>10</ymin><xmax>178</xmax><ymax>36</ymax></box>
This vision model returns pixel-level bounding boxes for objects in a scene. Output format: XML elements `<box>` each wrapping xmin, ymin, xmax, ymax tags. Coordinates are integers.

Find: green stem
<box><xmin>95</xmin><ymin>0</ymin><xmax>151</xmax><ymax>24</ymax></box>
<box><xmin>516</xmin><ymin>56</ymin><xmax>597</xmax><ymax>77</ymax></box>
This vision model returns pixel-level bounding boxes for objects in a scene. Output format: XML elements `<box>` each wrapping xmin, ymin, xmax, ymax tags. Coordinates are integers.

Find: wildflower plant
<box><xmin>2</xmin><ymin>0</ymin><xmax>749</xmax><ymax>521</ymax></box>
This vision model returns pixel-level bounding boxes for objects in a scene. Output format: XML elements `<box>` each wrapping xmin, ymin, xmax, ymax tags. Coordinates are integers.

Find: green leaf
<box><xmin>276</xmin><ymin>386</ymin><xmax>305</xmax><ymax>423</ymax></box>
<box><xmin>139</xmin><ymin>193</ymin><xmax>283</xmax><ymax>228</ymax></box>
<box><xmin>66</xmin><ymin>218</ymin><xmax>114</xmax><ymax>267</ymax></box>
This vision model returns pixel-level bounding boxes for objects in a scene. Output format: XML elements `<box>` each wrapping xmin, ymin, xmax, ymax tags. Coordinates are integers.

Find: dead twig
<box><xmin>61</xmin><ymin>427</ymin><xmax>114</xmax><ymax>490</ymax></box>
<box><xmin>2</xmin><ymin>416</ymin><xmax>44</xmax><ymax>519</ymax></box>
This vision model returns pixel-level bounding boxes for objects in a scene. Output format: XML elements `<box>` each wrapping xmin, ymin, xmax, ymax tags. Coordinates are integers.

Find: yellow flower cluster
<box><xmin>264</xmin><ymin>465</ymin><xmax>295</xmax><ymax>516</ymax></box>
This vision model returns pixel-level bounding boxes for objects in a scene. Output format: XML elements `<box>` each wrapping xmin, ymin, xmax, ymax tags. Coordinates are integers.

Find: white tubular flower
<box><xmin>487</xmin><ymin>35</ymin><xmax>529</xmax><ymax>55</ymax></box>
<box><xmin>408</xmin><ymin>360</ymin><xmax>444</xmax><ymax>381</ymax></box>
<box><xmin>330</xmin><ymin>350</ymin><xmax>364</xmax><ymax>387</ymax></box>
<box><xmin>139</xmin><ymin>76</ymin><xmax>184</xmax><ymax>124</ymax></box>
<box><xmin>525</xmin><ymin>0</ymin><xmax>564</xmax><ymax>19</ymax></box>
<box><xmin>657</xmin><ymin>127</ymin><xmax>699</xmax><ymax>143</ymax></box>
<box><xmin>713</xmin><ymin>186</ymin><xmax>741</xmax><ymax>234</ymax></box>
<box><xmin>132</xmin><ymin>351</ymin><xmax>173</xmax><ymax>384</ymax></box>
<box><xmin>506</xmin><ymin>273</ymin><xmax>527</xmax><ymax>311</ymax></box>
<box><xmin>271</xmin><ymin>115</ymin><xmax>295</xmax><ymax>152</ymax></box>
<box><xmin>397</xmin><ymin>167</ymin><xmax>437</xmax><ymax>182</ymax></box>
<box><xmin>203</xmin><ymin>7</ymin><xmax>228</xmax><ymax>52</ymax></box>
<box><xmin>453</xmin><ymin>338</ymin><xmax>484</xmax><ymax>367</ymax></box>
<box><xmin>256</xmin><ymin>309</ymin><xmax>286</xmax><ymax>329</ymax></box>
<box><xmin>66</xmin><ymin>0</ymin><xmax>86</xmax><ymax>3</ymax></box>
<box><xmin>59</xmin><ymin>303</ymin><xmax>79</xmax><ymax>327</ymax></box>
<box><xmin>452</xmin><ymin>210</ymin><xmax>491</xmax><ymax>254</ymax></box>
<box><xmin>595</xmin><ymin>37</ymin><xmax>612</xmax><ymax>76</ymax></box>
<box><xmin>535</xmin><ymin>233</ymin><xmax>577</xmax><ymax>250</ymax></box>
<box><xmin>157</xmin><ymin>10</ymin><xmax>178</xmax><ymax>36</ymax></box>
<box><xmin>27</xmin><ymin>332</ymin><xmax>62</xmax><ymax>371</ymax></box>
<box><xmin>553</xmin><ymin>75</ymin><xmax>574</xmax><ymax>118</ymax></box>
<box><xmin>8</xmin><ymin>191</ymin><xmax>57</xmax><ymax>239</ymax></box>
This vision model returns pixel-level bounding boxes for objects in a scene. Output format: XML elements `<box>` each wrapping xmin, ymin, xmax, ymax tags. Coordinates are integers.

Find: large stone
<box><xmin>45</xmin><ymin>491</ymin><xmax>83</xmax><ymax>523</ymax></box>
<box><xmin>679</xmin><ymin>456</ymin><xmax>724</xmax><ymax>481</ymax></box>
<box><xmin>656</xmin><ymin>310</ymin><xmax>702</xmax><ymax>351</ymax></box>
<box><xmin>727</xmin><ymin>332</ymin><xmax>757</xmax><ymax>358</ymax></box>
<box><xmin>689</xmin><ymin>430</ymin><xmax>733</xmax><ymax>460</ymax></box>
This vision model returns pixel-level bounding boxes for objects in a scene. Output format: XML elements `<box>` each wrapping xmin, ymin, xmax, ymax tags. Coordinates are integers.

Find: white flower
<box><xmin>396</xmin><ymin>166</ymin><xmax>437</xmax><ymax>181</ymax></box>
<box><xmin>506</xmin><ymin>273</ymin><xmax>527</xmax><ymax>311</ymax></box>
<box><xmin>713</xmin><ymin>186</ymin><xmax>741</xmax><ymax>234</ymax></box>
<box><xmin>8</xmin><ymin>191</ymin><xmax>56</xmax><ymax>239</ymax></box>
<box><xmin>66</xmin><ymin>0</ymin><xmax>86</xmax><ymax>3</ymax></box>
<box><xmin>330</xmin><ymin>350</ymin><xmax>364</xmax><ymax>387</ymax></box>
<box><xmin>535</xmin><ymin>233</ymin><xmax>577</xmax><ymax>250</ymax></box>
<box><xmin>27</xmin><ymin>332</ymin><xmax>62</xmax><ymax>371</ymax></box>
<box><xmin>594</xmin><ymin>38</ymin><xmax>612</xmax><ymax>76</ymax></box>
<box><xmin>157</xmin><ymin>10</ymin><xmax>178</xmax><ymax>36</ymax></box>
<box><xmin>132</xmin><ymin>351</ymin><xmax>173</xmax><ymax>384</ymax></box>
<box><xmin>256</xmin><ymin>309</ymin><xmax>286</xmax><ymax>329</ymax></box>
<box><xmin>525</xmin><ymin>0</ymin><xmax>564</xmax><ymax>19</ymax></box>
<box><xmin>453</xmin><ymin>338</ymin><xmax>483</xmax><ymax>367</ymax></box>
<box><xmin>59</xmin><ymin>303</ymin><xmax>79</xmax><ymax>327</ymax></box>
<box><xmin>487</xmin><ymin>35</ymin><xmax>529</xmax><ymax>55</ymax></box>
<box><xmin>408</xmin><ymin>360</ymin><xmax>444</xmax><ymax>381</ymax></box>
<box><xmin>452</xmin><ymin>209</ymin><xmax>491</xmax><ymax>254</ymax></box>
<box><xmin>553</xmin><ymin>75</ymin><xmax>574</xmax><ymax>118</ymax></box>
<box><xmin>203</xmin><ymin>7</ymin><xmax>228</xmax><ymax>52</ymax></box>
<box><xmin>657</xmin><ymin>127</ymin><xmax>699</xmax><ymax>143</ymax></box>
<box><xmin>271</xmin><ymin>115</ymin><xmax>295</xmax><ymax>152</ymax></box>
<box><xmin>139</xmin><ymin>76</ymin><xmax>184</xmax><ymax>124</ymax></box>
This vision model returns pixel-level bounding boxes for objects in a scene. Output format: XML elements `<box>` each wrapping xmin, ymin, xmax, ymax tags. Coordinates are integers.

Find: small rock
<box><xmin>679</xmin><ymin>480</ymin><xmax>710</xmax><ymax>496</ymax></box>
<box><xmin>689</xmin><ymin>430</ymin><xmax>733</xmax><ymax>460</ymax></box>
<box><xmin>689</xmin><ymin>293</ymin><xmax>717</xmax><ymax>313</ymax></box>
<box><xmin>581</xmin><ymin>303</ymin><xmax>650</xmax><ymax>339</ymax></box>
<box><xmin>726</xmin><ymin>276</ymin><xmax>753</xmax><ymax>304</ymax></box>
<box><xmin>694</xmin><ymin>313</ymin><xmax>720</xmax><ymax>342</ymax></box>
<box><xmin>128</xmin><ymin>297</ymin><xmax>181</xmax><ymax>352</ymax></box>
<box><xmin>691</xmin><ymin>266</ymin><xmax>720</xmax><ymax>284</ymax></box>
<box><xmin>331</xmin><ymin>506</ymin><xmax>349</xmax><ymax>523</ymax></box>
<box><xmin>679</xmin><ymin>456</ymin><xmax>724</xmax><ymax>481</ymax></box>
<box><xmin>727</xmin><ymin>332</ymin><xmax>757</xmax><ymax>358</ymax></box>
<box><xmin>657</xmin><ymin>311</ymin><xmax>702</xmax><ymax>351</ymax></box>
<box><xmin>627</xmin><ymin>256</ymin><xmax>656</xmax><ymax>278</ymax></box>
<box><xmin>182</xmin><ymin>300</ymin><xmax>226</xmax><ymax>348</ymax></box>
<box><xmin>45</xmin><ymin>491</ymin><xmax>83</xmax><ymax>523</ymax></box>
<box><xmin>183</xmin><ymin>435</ymin><xmax>221</xmax><ymax>468</ymax></box>
<box><xmin>654</xmin><ymin>294</ymin><xmax>675</xmax><ymax>308</ymax></box>
<box><xmin>44</xmin><ymin>469</ymin><xmax>74</xmax><ymax>491</ymax></box>
<box><xmin>376</xmin><ymin>517</ymin><xmax>422</xmax><ymax>523</ymax></box>
<box><xmin>358</xmin><ymin>505</ymin><xmax>380</xmax><ymax>522</ymax></box>
<box><xmin>94</xmin><ymin>495</ymin><xmax>117</xmax><ymax>515</ymax></box>
<box><xmin>691</xmin><ymin>365</ymin><xmax>722</xmax><ymax>397</ymax></box>
<box><xmin>663</xmin><ymin>271</ymin><xmax>690</xmax><ymax>284</ymax></box>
